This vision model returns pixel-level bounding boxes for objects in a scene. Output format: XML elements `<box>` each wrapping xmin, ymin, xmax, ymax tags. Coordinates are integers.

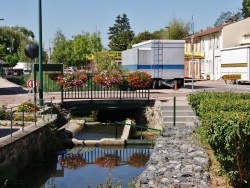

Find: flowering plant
<box><xmin>57</xmin><ymin>72</ymin><xmax>88</xmax><ymax>89</ymax></box>
<box><xmin>94</xmin><ymin>154</ymin><xmax>121</xmax><ymax>168</ymax></box>
<box><xmin>17</xmin><ymin>100</ymin><xmax>39</xmax><ymax>112</ymax></box>
<box><xmin>58</xmin><ymin>155</ymin><xmax>87</xmax><ymax>170</ymax></box>
<box><xmin>128</xmin><ymin>153</ymin><xmax>150</xmax><ymax>168</ymax></box>
<box><xmin>93</xmin><ymin>69</ymin><xmax>122</xmax><ymax>88</ymax></box>
<box><xmin>126</xmin><ymin>71</ymin><xmax>152</xmax><ymax>89</ymax></box>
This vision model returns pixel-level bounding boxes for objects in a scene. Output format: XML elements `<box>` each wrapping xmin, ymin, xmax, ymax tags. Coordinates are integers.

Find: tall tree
<box><xmin>0</xmin><ymin>26</ymin><xmax>45</xmax><ymax>65</ymax></box>
<box><xmin>51</xmin><ymin>29</ymin><xmax>72</xmax><ymax>66</ymax></box>
<box><xmin>72</xmin><ymin>31</ymin><xmax>103</xmax><ymax>66</ymax></box>
<box><xmin>242</xmin><ymin>0</ymin><xmax>250</xmax><ymax>18</ymax></box>
<box><xmin>108</xmin><ymin>14</ymin><xmax>134</xmax><ymax>51</ymax></box>
<box><xmin>153</xmin><ymin>17</ymin><xmax>189</xmax><ymax>40</ymax></box>
<box><xmin>51</xmin><ymin>29</ymin><xmax>103</xmax><ymax>67</ymax></box>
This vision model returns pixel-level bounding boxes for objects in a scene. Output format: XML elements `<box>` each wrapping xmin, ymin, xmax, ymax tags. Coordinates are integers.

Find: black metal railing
<box><xmin>0</xmin><ymin>97</ymin><xmax>55</xmax><ymax>138</ymax></box>
<box><xmin>62</xmin><ymin>75</ymin><xmax>150</xmax><ymax>101</ymax></box>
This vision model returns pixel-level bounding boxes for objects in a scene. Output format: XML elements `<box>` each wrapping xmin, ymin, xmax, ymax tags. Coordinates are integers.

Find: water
<box><xmin>74</xmin><ymin>124</ymin><xmax>124</xmax><ymax>140</ymax></box>
<box><xmin>43</xmin><ymin>147</ymin><xmax>153</xmax><ymax>188</ymax></box>
<box><xmin>10</xmin><ymin>123</ymin><xmax>153</xmax><ymax>188</ymax></box>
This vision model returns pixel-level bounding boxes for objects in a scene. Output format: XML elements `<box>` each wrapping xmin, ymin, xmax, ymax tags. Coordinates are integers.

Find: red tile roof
<box><xmin>184</xmin><ymin>22</ymin><xmax>232</xmax><ymax>39</ymax></box>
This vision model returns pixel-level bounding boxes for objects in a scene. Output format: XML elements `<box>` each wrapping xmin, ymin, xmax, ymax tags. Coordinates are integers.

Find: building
<box><xmin>184</xmin><ymin>17</ymin><xmax>250</xmax><ymax>81</ymax></box>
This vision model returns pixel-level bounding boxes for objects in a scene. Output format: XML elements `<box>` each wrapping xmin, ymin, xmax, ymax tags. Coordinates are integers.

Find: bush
<box><xmin>188</xmin><ymin>91</ymin><xmax>250</xmax><ymax>187</ymax></box>
<box><xmin>17</xmin><ymin>100</ymin><xmax>39</xmax><ymax>112</ymax></box>
<box><xmin>0</xmin><ymin>105</ymin><xmax>11</xmax><ymax>120</ymax></box>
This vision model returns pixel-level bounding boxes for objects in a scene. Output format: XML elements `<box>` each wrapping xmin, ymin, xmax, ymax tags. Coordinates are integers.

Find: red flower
<box><xmin>93</xmin><ymin>70</ymin><xmax>122</xmax><ymax>88</ymax></box>
<box><xmin>58</xmin><ymin>155</ymin><xmax>87</xmax><ymax>170</ymax></box>
<box><xmin>57</xmin><ymin>72</ymin><xmax>88</xmax><ymax>89</ymax></box>
<box><xmin>128</xmin><ymin>153</ymin><xmax>150</xmax><ymax>168</ymax></box>
<box><xmin>94</xmin><ymin>154</ymin><xmax>122</xmax><ymax>168</ymax></box>
<box><xmin>126</xmin><ymin>71</ymin><xmax>152</xmax><ymax>89</ymax></box>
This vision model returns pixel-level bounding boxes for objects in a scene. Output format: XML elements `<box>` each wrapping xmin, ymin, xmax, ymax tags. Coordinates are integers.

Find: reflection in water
<box><xmin>44</xmin><ymin>147</ymin><xmax>153</xmax><ymax>188</ymax></box>
<box><xmin>6</xmin><ymin>124</ymin><xmax>153</xmax><ymax>187</ymax></box>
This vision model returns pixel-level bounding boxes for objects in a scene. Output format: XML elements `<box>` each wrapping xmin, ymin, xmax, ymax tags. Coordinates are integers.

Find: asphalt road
<box><xmin>0</xmin><ymin>78</ymin><xmax>249</xmax><ymax>107</ymax></box>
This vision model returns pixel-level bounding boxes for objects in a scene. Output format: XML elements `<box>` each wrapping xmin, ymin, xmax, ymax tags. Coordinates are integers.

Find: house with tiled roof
<box><xmin>184</xmin><ymin>24</ymin><xmax>229</xmax><ymax>80</ymax></box>
<box><xmin>184</xmin><ymin>17</ymin><xmax>250</xmax><ymax>81</ymax></box>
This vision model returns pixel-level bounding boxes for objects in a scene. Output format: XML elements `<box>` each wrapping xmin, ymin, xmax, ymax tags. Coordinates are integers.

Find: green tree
<box><xmin>152</xmin><ymin>17</ymin><xmax>189</xmax><ymax>40</ymax></box>
<box><xmin>130</xmin><ymin>31</ymin><xmax>158</xmax><ymax>46</ymax></box>
<box><xmin>51</xmin><ymin>29</ymin><xmax>72</xmax><ymax>66</ymax></box>
<box><xmin>242</xmin><ymin>0</ymin><xmax>250</xmax><ymax>18</ymax></box>
<box><xmin>0</xmin><ymin>26</ymin><xmax>43</xmax><ymax>66</ymax></box>
<box><xmin>166</xmin><ymin>17</ymin><xmax>189</xmax><ymax>39</ymax></box>
<box><xmin>152</xmin><ymin>29</ymin><xmax>166</xmax><ymax>39</ymax></box>
<box><xmin>72</xmin><ymin>32</ymin><xmax>103</xmax><ymax>66</ymax></box>
<box><xmin>93</xmin><ymin>52</ymin><xmax>119</xmax><ymax>72</ymax></box>
<box><xmin>51</xmin><ymin>29</ymin><xmax>103</xmax><ymax>68</ymax></box>
<box><xmin>108</xmin><ymin>14</ymin><xmax>134</xmax><ymax>51</ymax></box>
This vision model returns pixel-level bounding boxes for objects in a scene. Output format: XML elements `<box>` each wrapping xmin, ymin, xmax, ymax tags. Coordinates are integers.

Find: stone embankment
<box><xmin>137</xmin><ymin>100</ymin><xmax>211</xmax><ymax>188</ymax></box>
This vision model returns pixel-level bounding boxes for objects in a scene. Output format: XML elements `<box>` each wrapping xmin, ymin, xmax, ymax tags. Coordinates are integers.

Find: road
<box><xmin>0</xmin><ymin>77</ymin><xmax>249</xmax><ymax>107</ymax></box>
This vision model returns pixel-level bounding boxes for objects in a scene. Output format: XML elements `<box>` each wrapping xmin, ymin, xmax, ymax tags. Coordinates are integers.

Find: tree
<box><xmin>152</xmin><ymin>17</ymin><xmax>189</xmax><ymax>40</ymax></box>
<box><xmin>130</xmin><ymin>31</ymin><xmax>158</xmax><ymax>46</ymax></box>
<box><xmin>0</xmin><ymin>26</ymin><xmax>45</xmax><ymax>66</ymax></box>
<box><xmin>92</xmin><ymin>52</ymin><xmax>119</xmax><ymax>72</ymax></box>
<box><xmin>242</xmin><ymin>0</ymin><xmax>250</xmax><ymax>18</ymax></box>
<box><xmin>214</xmin><ymin>11</ymin><xmax>243</xmax><ymax>26</ymax></box>
<box><xmin>51</xmin><ymin>29</ymin><xmax>103</xmax><ymax>68</ymax></box>
<box><xmin>108</xmin><ymin>14</ymin><xmax>134</xmax><ymax>51</ymax></box>
<box><xmin>72</xmin><ymin>32</ymin><xmax>103</xmax><ymax>66</ymax></box>
<box><xmin>51</xmin><ymin>29</ymin><xmax>72</xmax><ymax>66</ymax></box>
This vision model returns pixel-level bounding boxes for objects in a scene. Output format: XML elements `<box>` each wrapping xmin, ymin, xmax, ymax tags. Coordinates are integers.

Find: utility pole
<box><xmin>191</xmin><ymin>15</ymin><xmax>194</xmax><ymax>92</ymax></box>
<box><xmin>38</xmin><ymin>0</ymin><xmax>43</xmax><ymax>106</ymax></box>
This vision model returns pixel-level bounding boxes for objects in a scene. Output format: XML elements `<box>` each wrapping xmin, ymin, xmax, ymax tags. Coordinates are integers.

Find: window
<box><xmin>216</xmin><ymin>37</ymin><xmax>220</xmax><ymax>49</ymax></box>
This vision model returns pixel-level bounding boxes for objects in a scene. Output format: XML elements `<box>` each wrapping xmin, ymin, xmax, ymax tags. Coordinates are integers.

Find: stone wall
<box><xmin>0</xmin><ymin>116</ymin><xmax>58</xmax><ymax>172</ymax></box>
<box><xmin>138</xmin><ymin>100</ymin><xmax>211</xmax><ymax>187</ymax></box>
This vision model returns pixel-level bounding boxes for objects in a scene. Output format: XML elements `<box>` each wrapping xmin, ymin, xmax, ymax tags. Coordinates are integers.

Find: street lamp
<box><xmin>38</xmin><ymin>0</ymin><xmax>43</xmax><ymax>106</ymax></box>
<box><xmin>166</xmin><ymin>26</ymin><xmax>170</xmax><ymax>39</ymax></box>
<box><xmin>0</xmin><ymin>18</ymin><xmax>4</xmax><ymax>21</ymax></box>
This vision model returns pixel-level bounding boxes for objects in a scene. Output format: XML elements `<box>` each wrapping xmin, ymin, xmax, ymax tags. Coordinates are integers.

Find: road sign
<box><xmin>26</xmin><ymin>79</ymin><xmax>39</xmax><ymax>89</ymax></box>
<box><xmin>222</xmin><ymin>74</ymin><xmax>241</xmax><ymax>80</ymax></box>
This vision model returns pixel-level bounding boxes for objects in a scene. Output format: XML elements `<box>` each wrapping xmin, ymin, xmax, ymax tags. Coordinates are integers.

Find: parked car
<box><xmin>67</xmin><ymin>66</ymin><xmax>78</xmax><ymax>72</ymax></box>
<box><xmin>64</xmin><ymin>68</ymin><xmax>75</xmax><ymax>74</ymax></box>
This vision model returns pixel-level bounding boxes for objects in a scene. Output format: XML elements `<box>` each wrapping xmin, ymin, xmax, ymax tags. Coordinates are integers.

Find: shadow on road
<box><xmin>0</xmin><ymin>87</ymin><xmax>28</xmax><ymax>95</ymax></box>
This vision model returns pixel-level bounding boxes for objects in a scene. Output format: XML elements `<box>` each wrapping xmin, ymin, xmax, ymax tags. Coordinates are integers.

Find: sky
<box><xmin>0</xmin><ymin>0</ymin><xmax>243</xmax><ymax>51</ymax></box>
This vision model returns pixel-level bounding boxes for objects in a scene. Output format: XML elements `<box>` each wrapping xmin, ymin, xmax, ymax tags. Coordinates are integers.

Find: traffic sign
<box><xmin>26</xmin><ymin>79</ymin><xmax>39</xmax><ymax>89</ymax></box>
<box><xmin>222</xmin><ymin>74</ymin><xmax>241</xmax><ymax>80</ymax></box>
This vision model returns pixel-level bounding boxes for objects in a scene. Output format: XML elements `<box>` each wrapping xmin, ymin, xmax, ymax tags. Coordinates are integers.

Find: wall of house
<box><xmin>200</xmin><ymin>32</ymin><xmax>222</xmax><ymax>80</ymax></box>
<box><xmin>223</xmin><ymin>17</ymin><xmax>250</xmax><ymax>48</ymax></box>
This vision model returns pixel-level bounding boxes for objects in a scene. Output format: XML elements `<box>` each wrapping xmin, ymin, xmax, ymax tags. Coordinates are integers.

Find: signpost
<box><xmin>222</xmin><ymin>74</ymin><xmax>241</xmax><ymax>81</ymax></box>
<box><xmin>26</xmin><ymin>79</ymin><xmax>39</xmax><ymax>89</ymax></box>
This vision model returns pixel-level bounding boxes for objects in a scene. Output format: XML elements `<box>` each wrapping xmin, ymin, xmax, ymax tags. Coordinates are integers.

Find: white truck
<box><xmin>121</xmin><ymin>40</ymin><xmax>185</xmax><ymax>89</ymax></box>
<box><xmin>221</xmin><ymin>45</ymin><xmax>250</xmax><ymax>83</ymax></box>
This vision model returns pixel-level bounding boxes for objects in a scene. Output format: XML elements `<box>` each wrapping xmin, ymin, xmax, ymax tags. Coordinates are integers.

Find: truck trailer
<box><xmin>221</xmin><ymin>45</ymin><xmax>250</xmax><ymax>83</ymax></box>
<box><xmin>121</xmin><ymin>40</ymin><xmax>185</xmax><ymax>89</ymax></box>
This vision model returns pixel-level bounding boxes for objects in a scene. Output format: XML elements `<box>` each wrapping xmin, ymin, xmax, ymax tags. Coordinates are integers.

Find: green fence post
<box><xmin>173</xmin><ymin>96</ymin><xmax>176</xmax><ymax>127</ymax></box>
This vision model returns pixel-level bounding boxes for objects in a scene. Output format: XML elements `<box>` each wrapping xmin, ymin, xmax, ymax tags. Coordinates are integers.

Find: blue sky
<box><xmin>0</xmin><ymin>0</ymin><xmax>243</xmax><ymax>50</ymax></box>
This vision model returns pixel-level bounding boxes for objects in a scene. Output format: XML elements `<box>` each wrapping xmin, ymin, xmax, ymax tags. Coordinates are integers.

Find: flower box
<box><xmin>126</xmin><ymin>71</ymin><xmax>152</xmax><ymax>89</ymax></box>
<box><xmin>57</xmin><ymin>72</ymin><xmax>88</xmax><ymax>89</ymax></box>
<box><xmin>93</xmin><ymin>70</ymin><xmax>122</xmax><ymax>88</ymax></box>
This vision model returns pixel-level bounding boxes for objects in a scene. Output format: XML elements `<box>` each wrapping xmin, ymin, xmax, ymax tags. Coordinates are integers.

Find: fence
<box><xmin>61</xmin><ymin>75</ymin><xmax>150</xmax><ymax>101</ymax></box>
<box><xmin>0</xmin><ymin>97</ymin><xmax>55</xmax><ymax>138</ymax></box>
